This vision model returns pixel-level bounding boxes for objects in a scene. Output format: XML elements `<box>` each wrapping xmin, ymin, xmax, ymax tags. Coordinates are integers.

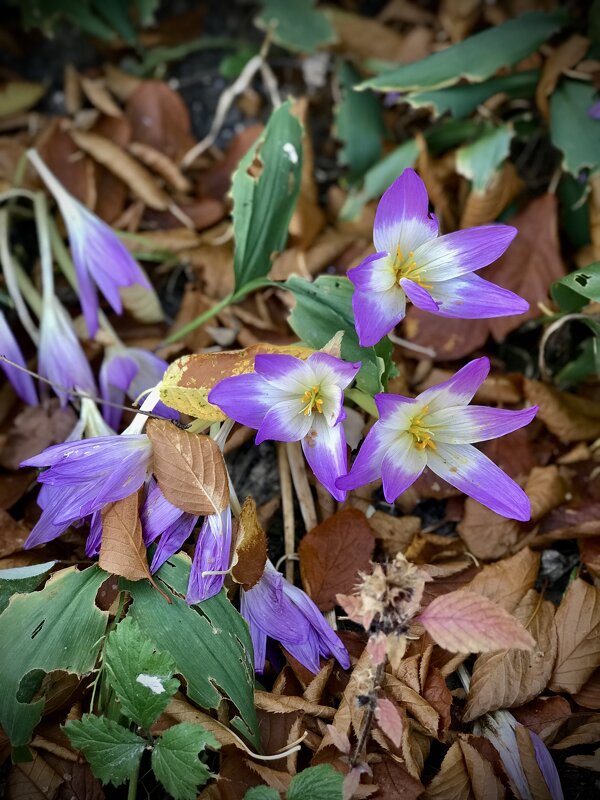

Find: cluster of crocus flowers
<box><xmin>348</xmin><ymin>168</ymin><xmax>528</xmax><ymax>346</ymax></box>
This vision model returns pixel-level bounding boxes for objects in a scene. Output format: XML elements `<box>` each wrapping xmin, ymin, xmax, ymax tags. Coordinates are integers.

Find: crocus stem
<box><xmin>350</xmin><ymin>661</ymin><xmax>385</xmax><ymax>768</ymax></box>
<box><xmin>127</xmin><ymin>759</ymin><xmax>140</xmax><ymax>800</ymax></box>
<box><xmin>32</xmin><ymin>191</ymin><xmax>54</xmax><ymax>302</ymax></box>
<box><xmin>0</xmin><ymin>208</ymin><xmax>39</xmax><ymax>344</ymax></box>
<box><xmin>345</xmin><ymin>388</ymin><xmax>379</xmax><ymax>418</ymax></box>
<box><xmin>14</xmin><ymin>263</ymin><xmax>43</xmax><ymax>317</ymax></box>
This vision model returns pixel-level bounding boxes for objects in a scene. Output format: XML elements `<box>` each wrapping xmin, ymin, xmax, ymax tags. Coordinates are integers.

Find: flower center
<box><xmin>393</xmin><ymin>245</ymin><xmax>432</xmax><ymax>290</ymax></box>
<box><xmin>301</xmin><ymin>385</ymin><xmax>324</xmax><ymax>416</ymax></box>
<box><xmin>408</xmin><ymin>405</ymin><xmax>436</xmax><ymax>450</ymax></box>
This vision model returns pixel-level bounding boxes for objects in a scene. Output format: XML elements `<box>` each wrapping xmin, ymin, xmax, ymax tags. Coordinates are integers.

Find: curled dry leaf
<box><xmin>147</xmin><ymin>419</ymin><xmax>229</xmax><ymax>516</ymax></box>
<box><xmin>99</xmin><ymin>490</ymin><xmax>151</xmax><ymax>581</ymax></box>
<box><xmin>467</xmin><ymin>547</ymin><xmax>540</xmax><ymax>614</ymax></box>
<box><xmin>460</xmin><ymin>161</ymin><xmax>523</xmax><ymax>229</ymax></box>
<box><xmin>549</xmin><ymin>578</ymin><xmax>600</xmax><ymax>695</ymax></box>
<box><xmin>423</xmin><ymin>737</ymin><xmax>505</xmax><ymax>800</ymax></box>
<box><xmin>79</xmin><ymin>76</ymin><xmax>123</xmax><ymax>118</ymax></box>
<box><xmin>524</xmin><ymin>379</ymin><xmax>600</xmax><ymax>443</ymax></box>
<box><xmin>418</xmin><ymin>590</ymin><xmax>535</xmax><ymax>654</ymax></box>
<box><xmin>128</xmin><ymin>141</ymin><xmax>192</xmax><ymax>194</ymax></box>
<box><xmin>230</xmin><ymin>496</ymin><xmax>267</xmax><ymax>591</ymax></box>
<box><xmin>125</xmin><ymin>80</ymin><xmax>195</xmax><ymax>162</ymax></box>
<box><xmin>298</xmin><ymin>509</ymin><xmax>375</xmax><ymax>612</ymax></box>
<box><xmin>536</xmin><ymin>35</ymin><xmax>591</xmax><ymax>119</ymax></box>
<box><xmin>253</xmin><ymin>690</ymin><xmax>335</xmax><ymax>720</ymax></box>
<box><xmin>119</xmin><ymin>280</ymin><xmax>165</xmax><ymax>325</ymax></box>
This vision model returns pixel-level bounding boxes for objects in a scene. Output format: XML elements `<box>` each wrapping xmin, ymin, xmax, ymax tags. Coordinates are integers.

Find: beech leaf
<box><xmin>417</xmin><ymin>590</ymin><xmax>535</xmax><ymax>654</ymax></box>
<box><xmin>375</xmin><ymin>697</ymin><xmax>404</xmax><ymax>748</ymax></box>
<box><xmin>231</xmin><ymin>497</ymin><xmax>268</xmax><ymax>591</ymax></box>
<box><xmin>147</xmin><ymin>420</ymin><xmax>229</xmax><ymax>516</ymax></box>
<box><xmin>99</xmin><ymin>491</ymin><xmax>151</xmax><ymax>582</ymax></box>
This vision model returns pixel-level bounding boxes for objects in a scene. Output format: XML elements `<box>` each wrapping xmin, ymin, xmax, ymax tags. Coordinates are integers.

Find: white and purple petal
<box><xmin>418</xmin><ymin>357</ymin><xmax>490</xmax><ymax>413</ymax></box>
<box><xmin>347</xmin><ymin>252</ymin><xmax>396</xmax><ymax>293</ymax></box>
<box><xmin>351</xmin><ymin>282</ymin><xmax>406</xmax><ymax>347</ymax></box>
<box><xmin>150</xmin><ymin>513</ymin><xmax>197</xmax><ymax>573</ymax></box>
<box><xmin>256</xmin><ymin>398</ymin><xmax>313</xmax><ymax>444</ymax></box>
<box><xmin>306</xmin><ymin>352</ymin><xmax>361</xmax><ymax>390</ymax></box>
<box><xmin>427</xmin><ymin>404</ymin><xmax>538</xmax><ymax>444</ymax></box>
<box><xmin>187</xmin><ymin>506</ymin><xmax>232</xmax><ymax>603</ymax></box>
<box><xmin>141</xmin><ymin>478</ymin><xmax>184</xmax><ymax>545</ymax></box>
<box><xmin>427</xmin><ymin>273</ymin><xmax>529</xmax><ymax>318</ymax></box>
<box><xmin>399</xmin><ymin>278</ymin><xmax>439</xmax><ymax>312</ymax></box>
<box><xmin>208</xmin><ymin>372</ymin><xmax>279</xmax><ymax>430</ymax></box>
<box><xmin>373</xmin><ymin>168</ymin><xmax>438</xmax><ymax>255</ymax></box>
<box><xmin>336</xmin><ymin>422</ymin><xmax>390</xmax><ymax>492</ymax></box>
<box><xmin>380</xmin><ymin>432</ymin><xmax>427</xmax><ymax>503</ymax></box>
<box><xmin>0</xmin><ymin>311</ymin><xmax>38</xmax><ymax>405</ymax></box>
<box><xmin>302</xmin><ymin>414</ymin><xmax>349</xmax><ymax>501</ymax></box>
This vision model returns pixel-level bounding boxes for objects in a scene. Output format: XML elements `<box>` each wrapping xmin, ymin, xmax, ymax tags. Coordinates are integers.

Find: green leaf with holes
<box><xmin>550</xmin><ymin>79</ymin><xmax>599</xmax><ymax>177</ymax></box>
<box><xmin>0</xmin><ymin>561</ymin><xmax>56</xmax><ymax>614</ymax></box>
<box><xmin>152</xmin><ymin>723</ymin><xmax>220</xmax><ymax>800</ymax></box>
<box><xmin>551</xmin><ymin>263</ymin><xmax>600</xmax><ymax>311</ymax></box>
<box><xmin>256</xmin><ymin>0</ymin><xmax>335</xmax><ymax>54</ymax></box>
<box><xmin>0</xmin><ymin>565</ymin><xmax>109</xmax><ymax>746</ymax></box>
<box><xmin>456</xmin><ymin>124</ymin><xmax>514</xmax><ymax>192</ymax></box>
<box><xmin>65</xmin><ymin>714</ymin><xmax>145</xmax><ymax>786</ymax></box>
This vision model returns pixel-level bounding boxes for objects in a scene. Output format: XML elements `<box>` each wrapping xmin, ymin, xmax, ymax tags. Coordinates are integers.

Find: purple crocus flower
<box><xmin>187</xmin><ymin>506</ymin><xmax>232</xmax><ymax>604</ymax></box>
<box><xmin>21</xmin><ymin>434</ymin><xmax>152</xmax><ymax>548</ymax></box>
<box><xmin>0</xmin><ymin>310</ymin><xmax>38</xmax><ymax>405</ymax></box>
<box><xmin>337</xmin><ymin>357</ymin><xmax>538</xmax><ymax>520</ymax></box>
<box><xmin>208</xmin><ymin>352</ymin><xmax>360</xmax><ymax>501</ymax></box>
<box><xmin>39</xmin><ymin>297</ymin><xmax>97</xmax><ymax>406</ymax></box>
<box><xmin>240</xmin><ymin>561</ymin><xmax>350</xmax><ymax>674</ymax></box>
<box><xmin>28</xmin><ymin>149</ymin><xmax>152</xmax><ymax>338</ymax></box>
<box><xmin>348</xmin><ymin>168</ymin><xmax>528</xmax><ymax>346</ymax></box>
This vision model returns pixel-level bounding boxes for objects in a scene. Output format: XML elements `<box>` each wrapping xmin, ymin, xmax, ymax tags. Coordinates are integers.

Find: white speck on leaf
<box><xmin>283</xmin><ymin>143</ymin><xmax>298</xmax><ymax>164</ymax></box>
<box><xmin>136</xmin><ymin>674</ymin><xmax>165</xmax><ymax>694</ymax></box>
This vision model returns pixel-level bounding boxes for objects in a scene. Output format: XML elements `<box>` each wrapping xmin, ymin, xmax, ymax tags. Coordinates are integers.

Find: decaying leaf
<box><xmin>99</xmin><ymin>491</ymin><xmax>150</xmax><ymax>581</ymax></box>
<box><xmin>535</xmin><ymin>35</ymin><xmax>591</xmax><ymax>118</ymax></box>
<box><xmin>375</xmin><ymin>697</ymin><xmax>405</xmax><ymax>748</ymax></box>
<box><xmin>467</xmin><ymin>548</ymin><xmax>540</xmax><ymax>613</ymax></box>
<box><xmin>230</xmin><ymin>497</ymin><xmax>268</xmax><ymax>591</ymax></box>
<box><xmin>147</xmin><ymin>420</ymin><xmax>229</xmax><ymax>516</ymax></box>
<box><xmin>424</xmin><ymin>737</ymin><xmax>505</xmax><ymax>800</ymax></box>
<box><xmin>524</xmin><ymin>380</ymin><xmax>600</xmax><ymax>443</ymax></box>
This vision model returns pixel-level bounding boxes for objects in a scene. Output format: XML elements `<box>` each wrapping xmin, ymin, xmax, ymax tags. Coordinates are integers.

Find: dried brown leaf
<box><xmin>99</xmin><ymin>491</ymin><xmax>150</xmax><ymax>581</ymax></box>
<box><xmin>565</xmin><ymin>750</ymin><xmax>600</xmax><ymax>771</ymax></box>
<box><xmin>423</xmin><ymin>738</ymin><xmax>502</xmax><ymax>800</ymax></box>
<box><xmin>299</xmin><ymin>509</ymin><xmax>375</xmax><ymax>612</ymax></box>
<box><xmin>513</xmin><ymin>725</ymin><xmax>552</xmax><ymax>800</ymax></box>
<box><xmin>467</xmin><ymin>548</ymin><xmax>540</xmax><ymax>612</ymax></box>
<box><xmin>125</xmin><ymin>81</ymin><xmax>195</xmax><ymax>162</ymax></box>
<box><xmin>573</xmin><ymin>668</ymin><xmax>600</xmax><ymax>710</ymax></box>
<box><xmin>384</xmin><ymin>675</ymin><xmax>440</xmax><ymax>736</ymax></box>
<box><xmin>511</xmin><ymin>696</ymin><xmax>573</xmax><ymax>743</ymax></box>
<box><xmin>460</xmin><ymin>162</ymin><xmax>523</xmax><ymax>229</ymax></box>
<box><xmin>524</xmin><ymin>380</ymin><xmax>600</xmax><ymax>443</ymax></box>
<box><xmin>423</xmin><ymin>666</ymin><xmax>452</xmax><ymax>740</ymax></box>
<box><xmin>231</xmin><ymin>497</ymin><xmax>267</xmax><ymax>590</ymax></box>
<box><xmin>549</xmin><ymin>578</ymin><xmax>600</xmax><ymax>694</ymax></box>
<box><xmin>128</xmin><ymin>141</ymin><xmax>191</xmax><ymax>193</ymax></box>
<box><xmin>536</xmin><ymin>35</ymin><xmax>591</xmax><ymax>118</ymax></box>
<box><xmin>80</xmin><ymin>77</ymin><xmax>122</xmax><ymax>118</ymax></box>
<box><xmin>254</xmin><ymin>690</ymin><xmax>335</xmax><ymax>719</ymax></box>
<box><xmin>147</xmin><ymin>420</ymin><xmax>229</xmax><ymax>516</ymax></box>
<box><xmin>375</xmin><ymin>697</ymin><xmax>405</xmax><ymax>747</ymax></box>
<box><xmin>371</xmin><ymin>755</ymin><xmax>424</xmax><ymax>799</ymax></box>
<box><xmin>7</xmin><ymin>752</ymin><xmax>63</xmax><ymax>800</ymax></box>
<box><xmin>404</xmin><ymin>310</ymin><xmax>490</xmax><ymax>361</ymax></box>
<box><xmin>119</xmin><ymin>280</ymin><xmax>165</xmax><ymax>324</ymax></box>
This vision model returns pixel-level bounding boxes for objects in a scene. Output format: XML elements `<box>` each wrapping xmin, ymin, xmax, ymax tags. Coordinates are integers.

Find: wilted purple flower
<box><xmin>100</xmin><ymin>345</ymin><xmax>171</xmax><ymax>429</ymax></box>
<box><xmin>28</xmin><ymin>149</ymin><xmax>152</xmax><ymax>337</ymax></box>
<box><xmin>187</xmin><ymin>506</ymin><xmax>232</xmax><ymax>604</ymax></box>
<box><xmin>22</xmin><ymin>434</ymin><xmax>152</xmax><ymax>548</ymax></box>
<box><xmin>337</xmin><ymin>357</ymin><xmax>537</xmax><ymax>520</ymax></box>
<box><xmin>348</xmin><ymin>168</ymin><xmax>528</xmax><ymax>346</ymax></box>
<box><xmin>0</xmin><ymin>310</ymin><xmax>38</xmax><ymax>405</ymax></box>
<box><xmin>588</xmin><ymin>100</ymin><xmax>600</xmax><ymax>120</ymax></box>
<box><xmin>240</xmin><ymin>561</ymin><xmax>350</xmax><ymax>674</ymax></box>
<box><xmin>39</xmin><ymin>296</ymin><xmax>96</xmax><ymax>406</ymax></box>
<box><xmin>209</xmin><ymin>352</ymin><xmax>360</xmax><ymax>501</ymax></box>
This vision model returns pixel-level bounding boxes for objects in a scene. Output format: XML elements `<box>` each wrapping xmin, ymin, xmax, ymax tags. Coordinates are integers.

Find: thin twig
<box><xmin>350</xmin><ymin>662</ymin><xmax>385</xmax><ymax>768</ymax></box>
<box><xmin>277</xmin><ymin>441</ymin><xmax>296</xmax><ymax>583</ymax></box>
<box><xmin>286</xmin><ymin>440</ymin><xmax>318</xmax><ymax>532</ymax></box>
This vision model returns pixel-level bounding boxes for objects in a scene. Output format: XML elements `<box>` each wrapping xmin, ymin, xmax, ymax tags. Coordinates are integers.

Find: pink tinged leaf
<box><xmin>367</xmin><ymin>633</ymin><xmax>388</xmax><ymax>666</ymax></box>
<box><xmin>417</xmin><ymin>590</ymin><xmax>535</xmax><ymax>653</ymax></box>
<box><xmin>326</xmin><ymin>724</ymin><xmax>351</xmax><ymax>755</ymax></box>
<box><xmin>375</xmin><ymin>697</ymin><xmax>404</xmax><ymax>748</ymax></box>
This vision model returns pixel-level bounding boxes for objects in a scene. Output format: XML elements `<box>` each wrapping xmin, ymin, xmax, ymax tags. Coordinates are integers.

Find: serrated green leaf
<box><xmin>0</xmin><ymin>561</ymin><xmax>56</xmax><ymax>614</ymax></box>
<box><xmin>256</xmin><ymin>0</ymin><xmax>336</xmax><ymax>54</ymax></box>
<box><xmin>0</xmin><ymin>565</ymin><xmax>109</xmax><ymax>746</ymax></box>
<box><xmin>244</xmin><ymin>788</ymin><xmax>280</xmax><ymax>800</ymax></box>
<box><xmin>65</xmin><ymin>714</ymin><xmax>145</xmax><ymax>786</ymax></box>
<box><xmin>550</xmin><ymin>79</ymin><xmax>599</xmax><ymax>176</ymax></box>
<box><xmin>232</xmin><ymin>101</ymin><xmax>303</xmax><ymax>290</ymax></box>
<box><xmin>551</xmin><ymin>262</ymin><xmax>600</xmax><ymax>311</ymax></box>
<box><xmin>104</xmin><ymin>616</ymin><xmax>179</xmax><ymax>729</ymax></box>
<box><xmin>152</xmin><ymin>722</ymin><xmax>220</xmax><ymax>800</ymax></box>
<box><xmin>456</xmin><ymin>124</ymin><xmax>514</xmax><ymax>192</ymax></box>
<box><xmin>123</xmin><ymin>552</ymin><xmax>259</xmax><ymax>748</ymax></box>
<box><xmin>287</xmin><ymin>765</ymin><xmax>344</xmax><ymax>800</ymax></box>
<box><xmin>335</xmin><ymin>61</ymin><xmax>385</xmax><ymax>183</ymax></box>
<box><xmin>339</xmin><ymin>138</ymin><xmax>419</xmax><ymax>220</ymax></box>
<box><xmin>360</xmin><ymin>10</ymin><xmax>566</xmax><ymax>93</ymax></box>
<box><xmin>285</xmin><ymin>274</ymin><xmax>394</xmax><ymax>395</ymax></box>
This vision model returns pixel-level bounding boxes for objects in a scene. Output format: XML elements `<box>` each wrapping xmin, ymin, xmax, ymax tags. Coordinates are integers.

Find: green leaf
<box><xmin>244</xmin><ymin>788</ymin><xmax>280</xmax><ymax>800</ymax></box>
<box><xmin>151</xmin><ymin>722</ymin><xmax>220</xmax><ymax>800</ymax></box>
<box><xmin>0</xmin><ymin>561</ymin><xmax>56</xmax><ymax>614</ymax></box>
<box><xmin>232</xmin><ymin>101</ymin><xmax>303</xmax><ymax>290</ymax></box>
<box><xmin>92</xmin><ymin>0</ymin><xmax>136</xmax><ymax>44</ymax></box>
<box><xmin>424</xmin><ymin>119</ymin><xmax>484</xmax><ymax>155</ymax></box>
<box><xmin>360</xmin><ymin>10</ymin><xmax>566</xmax><ymax>93</ymax></box>
<box><xmin>551</xmin><ymin>263</ymin><xmax>600</xmax><ymax>311</ymax></box>
<box><xmin>135</xmin><ymin>0</ymin><xmax>160</xmax><ymax>27</ymax></box>
<box><xmin>287</xmin><ymin>765</ymin><xmax>344</xmax><ymax>800</ymax></box>
<box><xmin>550</xmin><ymin>79</ymin><xmax>599</xmax><ymax>176</ymax></box>
<box><xmin>339</xmin><ymin>138</ymin><xmax>419</xmax><ymax>220</ymax></box>
<box><xmin>64</xmin><ymin>714</ymin><xmax>145</xmax><ymax>787</ymax></box>
<box><xmin>456</xmin><ymin>124</ymin><xmax>514</xmax><ymax>192</ymax></box>
<box><xmin>256</xmin><ymin>0</ymin><xmax>336</xmax><ymax>54</ymax></box>
<box><xmin>285</xmin><ymin>275</ymin><xmax>394</xmax><ymax>395</ymax></box>
<box><xmin>104</xmin><ymin>616</ymin><xmax>179</xmax><ymax>729</ymax></box>
<box><xmin>123</xmin><ymin>552</ymin><xmax>259</xmax><ymax>748</ymax></box>
<box><xmin>0</xmin><ymin>565</ymin><xmax>109</xmax><ymax>746</ymax></box>
<box><xmin>335</xmin><ymin>61</ymin><xmax>385</xmax><ymax>183</ymax></box>
<box><xmin>407</xmin><ymin>70</ymin><xmax>539</xmax><ymax>120</ymax></box>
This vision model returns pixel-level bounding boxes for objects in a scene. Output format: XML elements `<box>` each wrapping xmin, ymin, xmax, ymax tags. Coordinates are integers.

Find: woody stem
<box><xmin>350</xmin><ymin>661</ymin><xmax>385</xmax><ymax>768</ymax></box>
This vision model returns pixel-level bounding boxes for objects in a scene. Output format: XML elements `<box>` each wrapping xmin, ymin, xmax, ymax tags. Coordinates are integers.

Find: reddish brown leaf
<box><xmin>404</xmin><ymin>310</ymin><xmax>490</xmax><ymax>361</ymax></box>
<box><xmin>371</xmin><ymin>756</ymin><xmax>424</xmax><ymax>800</ymax></box>
<box><xmin>125</xmin><ymin>81</ymin><xmax>195</xmax><ymax>161</ymax></box>
<box><xmin>423</xmin><ymin>666</ymin><xmax>452</xmax><ymax>740</ymax></box>
<box><xmin>7</xmin><ymin>752</ymin><xmax>64</xmax><ymax>800</ymax></box>
<box><xmin>299</xmin><ymin>509</ymin><xmax>375</xmax><ymax>612</ymax></box>
<box><xmin>524</xmin><ymin>380</ymin><xmax>600</xmax><ymax>444</ymax></box>
<box><xmin>99</xmin><ymin>491</ymin><xmax>150</xmax><ymax>581</ymax></box>
<box><xmin>231</xmin><ymin>496</ymin><xmax>268</xmax><ymax>590</ymax></box>
<box><xmin>512</xmin><ymin>696</ymin><xmax>573</xmax><ymax>742</ymax></box>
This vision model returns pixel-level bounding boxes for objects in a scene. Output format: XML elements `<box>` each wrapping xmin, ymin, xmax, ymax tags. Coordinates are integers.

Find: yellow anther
<box><xmin>408</xmin><ymin>406</ymin><xmax>435</xmax><ymax>451</ymax></box>
<box><xmin>300</xmin><ymin>385</ymin><xmax>324</xmax><ymax>416</ymax></box>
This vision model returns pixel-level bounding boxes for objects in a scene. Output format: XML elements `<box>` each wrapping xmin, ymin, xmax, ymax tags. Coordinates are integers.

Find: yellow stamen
<box><xmin>408</xmin><ymin>405</ymin><xmax>436</xmax><ymax>451</ymax></box>
<box><xmin>393</xmin><ymin>247</ymin><xmax>432</xmax><ymax>289</ymax></box>
<box><xmin>301</xmin><ymin>385</ymin><xmax>324</xmax><ymax>416</ymax></box>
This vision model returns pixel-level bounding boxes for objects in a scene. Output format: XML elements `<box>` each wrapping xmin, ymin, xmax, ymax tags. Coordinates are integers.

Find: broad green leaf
<box><xmin>424</xmin><ymin>120</ymin><xmax>484</xmax><ymax>156</ymax></box>
<box><xmin>104</xmin><ymin>616</ymin><xmax>179</xmax><ymax>729</ymax></box>
<box><xmin>551</xmin><ymin>263</ymin><xmax>600</xmax><ymax>312</ymax></box>
<box><xmin>360</xmin><ymin>10</ymin><xmax>566</xmax><ymax>93</ymax></box>
<box><xmin>339</xmin><ymin>138</ymin><xmax>419</xmax><ymax>220</ymax></box>
<box><xmin>244</xmin><ymin>788</ymin><xmax>280</xmax><ymax>800</ymax></box>
<box><xmin>556</xmin><ymin>334</ymin><xmax>600</xmax><ymax>388</ymax></box>
<box><xmin>550</xmin><ymin>79</ymin><xmax>600</xmax><ymax>176</ymax></box>
<box><xmin>232</xmin><ymin>101</ymin><xmax>303</xmax><ymax>290</ymax></box>
<box><xmin>256</xmin><ymin>0</ymin><xmax>336</xmax><ymax>54</ymax></box>
<box><xmin>135</xmin><ymin>0</ymin><xmax>160</xmax><ymax>27</ymax></box>
<box><xmin>407</xmin><ymin>70</ymin><xmax>539</xmax><ymax>120</ymax></box>
<box><xmin>285</xmin><ymin>275</ymin><xmax>394</xmax><ymax>395</ymax></box>
<box><xmin>65</xmin><ymin>714</ymin><xmax>145</xmax><ymax>787</ymax></box>
<box><xmin>0</xmin><ymin>561</ymin><xmax>56</xmax><ymax>614</ymax></box>
<box><xmin>287</xmin><ymin>765</ymin><xmax>344</xmax><ymax>800</ymax></box>
<box><xmin>335</xmin><ymin>61</ymin><xmax>385</xmax><ymax>183</ymax></box>
<box><xmin>92</xmin><ymin>0</ymin><xmax>136</xmax><ymax>44</ymax></box>
<box><xmin>0</xmin><ymin>565</ymin><xmax>109</xmax><ymax>746</ymax></box>
<box><xmin>456</xmin><ymin>124</ymin><xmax>514</xmax><ymax>192</ymax></box>
<box><xmin>124</xmin><ymin>552</ymin><xmax>259</xmax><ymax>747</ymax></box>
<box><xmin>558</xmin><ymin>174</ymin><xmax>591</xmax><ymax>249</ymax></box>
<box><xmin>151</xmin><ymin>722</ymin><xmax>220</xmax><ymax>800</ymax></box>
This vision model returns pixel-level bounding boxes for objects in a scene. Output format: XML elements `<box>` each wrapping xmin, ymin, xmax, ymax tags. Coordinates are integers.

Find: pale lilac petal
<box><xmin>209</xmin><ymin>373</ymin><xmax>278</xmax><ymax>429</ymax></box>
<box><xmin>150</xmin><ymin>511</ymin><xmax>197</xmax><ymax>573</ymax></box>
<box><xmin>100</xmin><ymin>354</ymin><xmax>138</xmax><ymax>430</ymax></box>
<box><xmin>529</xmin><ymin>730</ymin><xmax>564</xmax><ymax>800</ymax></box>
<box><xmin>240</xmin><ymin>591</ymin><xmax>268</xmax><ymax>672</ymax></box>
<box><xmin>85</xmin><ymin>511</ymin><xmax>102</xmax><ymax>557</ymax></box>
<box><xmin>380</xmin><ymin>433</ymin><xmax>427</xmax><ymax>503</ymax></box>
<box><xmin>302</xmin><ymin>415</ymin><xmax>348</xmax><ymax>501</ymax></box>
<box><xmin>24</xmin><ymin>486</ymin><xmax>79</xmax><ymax>547</ymax></box>
<box><xmin>187</xmin><ymin>507</ymin><xmax>232</xmax><ymax>603</ymax></box>
<box><xmin>256</xmin><ymin>398</ymin><xmax>313</xmax><ymax>444</ymax></box>
<box><xmin>418</xmin><ymin>357</ymin><xmax>490</xmax><ymax>413</ymax></box>
<box><xmin>373</xmin><ymin>169</ymin><xmax>438</xmax><ymax>255</ymax></box>
<box><xmin>351</xmin><ymin>283</ymin><xmax>406</xmax><ymax>347</ymax></box>
<box><xmin>347</xmin><ymin>252</ymin><xmax>396</xmax><ymax>293</ymax></box>
<box><xmin>427</xmin><ymin>441</ymin><xmax>531</xmax><ymax>520</ymax></box>
<box><xmin>374</xmin><ymin>392</ymin><xmax>416</xmax><ymax>420</ymax></box>
<box><xmin>336</xmin><ymin>422</ymin><xmax>390</xmax><ymax>492</ymax></box>
<box><xmin>399</xmin><ymin>278</ymin><xmax>439</xmax><ymax>311</ymax></box>
<box><xmin>283</xmin><ymin>581</ymin><xmax>350</xmax><ymax>669</ymax></box>
<box><xmin>306</xmin><ymin>352</ymin><xmax>361</xmax><ymax>390</ymax></box>
<box><xmin>588</xmin><ymin>100</ymin><xmax>600</xmax><ymax>120</ymax></box>
<box><xmin>414</xmin><ymin>224</ymin><xmax>517</xmax><ymax>282</ymax></box>
<box><xmin>254</xmin><ymin>353</ymin><xmax>314</xmax><ymax>393</ymax></box>
<box><xmin>141</xmin><ymin>478</ymin><xmax>183</xmax><ymax>545</ymax></box>
<box><xmin>285</xmin><ymin>631</ymin><xmax>322</xmax><ymax>673</ymax></box>
<box><xmin>428</xmin><ymin>405</ymin><xmax>538</xmax><ymax>444</ymax></box>
<box><xmin>0</xmin><ymin>311</ymin><xmax>38</xmax><ymax>405</ymax></box>
<box><xmin>427</xmin><ymin>273</ymin><xmax>529</xmax><ymax>318</ymax></box>
<box><xmin>241</xmin><ymin>567</ymin><xmax>310</xmax><ymax>646</ymax></box>
<box><xmin>127</xmin><ymin>349</ymin><xmax>168</xmax><ymax>399</ymax></box>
